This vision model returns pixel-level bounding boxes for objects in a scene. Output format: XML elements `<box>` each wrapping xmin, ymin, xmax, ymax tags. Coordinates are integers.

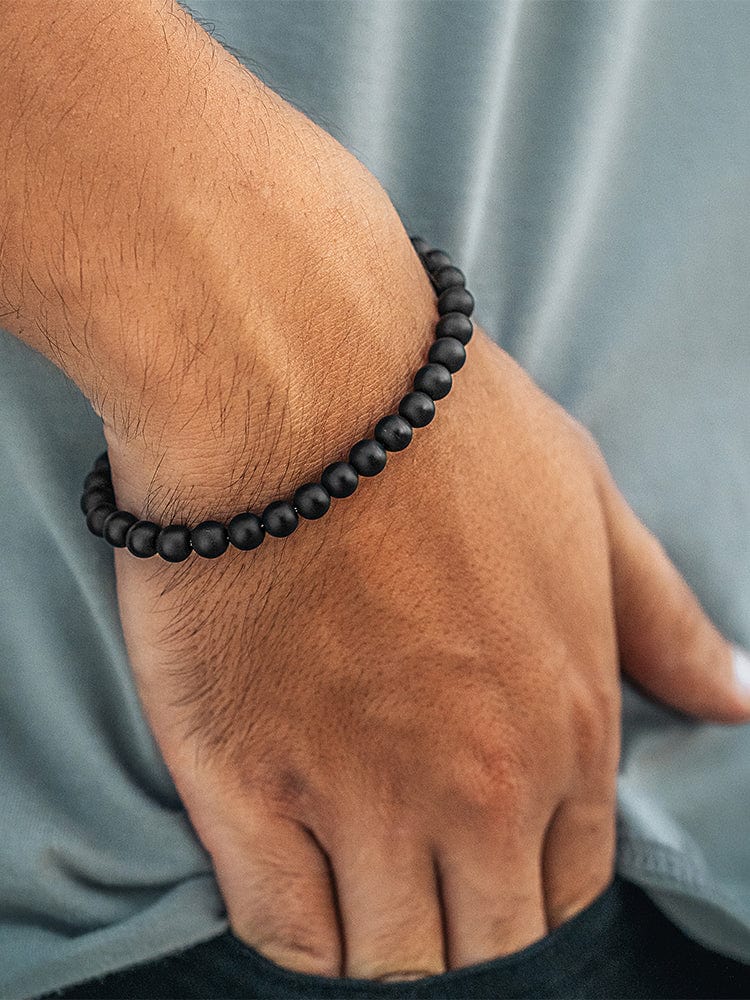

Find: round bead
<box><xmin>349</xmin><ymin>439</ymin><xmax>387</xmax><ymax>477</ymax></box>
<box><xmin>410</xmin><ymin>236</ymin><xmax>431</xmax><ymax>255</ymax></box>
<box><xmin>85</xmin><ymin>503</ymin><xmax>116</xmax><ymax>537</ymax></box>
<box><xmin>262</xmin><ymin>500</ymin><xmax>299</xmax><ymax>537</ymax></box>
<box><xmin>80</xmin><ymin>487</ymin><xmax>115</xmax><ymax>515</ymax></box>
<box><xmin>436</xmin><ymin>311</ymin><xmax>473</xmax><ymax>345</ymax></box>
<box><xmin>321</xmin><ymin>461</ymin><xmax>359</xmax><ymax>499</ymax></box>
<box><xmin>413</xmin><ymin>363</ymin><xmax>452</xmax><ymax>400</ymax></box>
<box><xmin>191</xmin><ymin>520</ymin><xmax>229</xmax><ymax>558</ymax></box>
<box><xmin>227</xmin><ymin>512</ymin><xmax>265</xmax><ymax>551</ymax></box>
<box><xmin>374</xmin><ymin>414</ymin><xmax>413</xmax><ymax>452</ymax></box>
<box><xmin>84</xmin><ymin>469</ymin><xmax>111</xmax><ymax>492</ymax></box>
<box><xmin>102</xmin><ymin>510</ymin><xmax>138</xmax><ymax>548</ymax></box>
<box><xmin>157</xmin><ymin>525</ymin><xmax>192</xmax><ymax>562</ymax></box>
<box><xmin>432</xmin><ymin>266</ymin><xmax>466</xmax><ymax>294</ymax></box>
<box><xmin>428</xmin><ymin>336</ymin><xmax>466</xmax><ymax>373</ymax></box>
<box><xmin>398</xmin><ymin>391</ymin><xmax>436</xmax><ymax>428</ymax></box>
<box><xmin>93</xmin><ymin>451</ymin><xmax>110</xmax><ymax>473</ymax></box>
<box><xmin>293</xmin><ymin>482</ymin><xmax>331</xmax><ymax>520</ymax></box>
<box><xmin>437</xmin><ymin>287</ymin><xmax>474</xmax><ymax>317</ymax></box>
<box><xmin>125</xmin><ymin>520</ymin><xmax>160</xmax><ymax>558</ymax></box>
<box><xmin>423</xmin><ymin>249</ymin><xmax>452</xmax><ymax>273</ymax></box>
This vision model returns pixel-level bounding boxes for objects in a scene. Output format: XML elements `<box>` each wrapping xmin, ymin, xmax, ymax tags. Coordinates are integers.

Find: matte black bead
<box><xmin>227</xmin><ymin>512</ymin><xmax>265</xmax><ymax>550</ymax></box>
<box><xmin>321</xmin><ymin>461</ymin><xmax>359</xmax><ymax>499</ymax></box>
<box><xmin>398</xmin><ymin>391</ymin><xmax>435</xmax><ymax>428</ymax></box>
<box><xmin>84</xmin><ymin>469</ymin><xmax>111</xmax><ymax>492</ymax></box>
<box><xmin>102</xmin><ymin>510</ymin><xmax>138</xmax><ymax>548</ymax></box>
<box><xmin>437</xmin><ymin>287</ymin><xmax>474</xmax><ymax>317</ymax></box>
<box><xmin>349</xmin><ymin>439</ymin><xmax>387</xmax><ymax>477</ymax></box>
<box><xmin>93</xmin><ymin>451</ymin><xmax>110</xmax><ymax>473</ymax></box>
<box><xmin>81</xmin><ymin>487</ymin><xmax>115</xmax><ymax>515</ymax></box>
<box><xmin>262</xmin><ymin>500</ymin><xmax>299</xmax><ymax>537</ymax></box>
<box><xmin>293</xmin><ymin>482</ymin><xmax>331</xmax><ymax>520</ymax></box>
<box><xmin>191</xmin><ymin>520</ymin><xmax>229</xmax><ymax>558</ymax></box>
<box><xmin>428</xmin><ymin>336</ymin><xmax>466</xmax><ymax>373</ymax></box>
<box><xmin>374</xmin><ymin>414</ymin><xmax>413</xmax><ymax>452</ymax></box>
<box><xmin>410</xmin><ymin>236</ymin><xmax>431</xmax><ymax>255</ymax></box>
<box><xmin>423</xmin><ymin>249</ymin><xmax>452</xmax><ymax>273</ymax></box>
<box><xmin>86</xmin><ymin>503</ymin><xmax>116</xmax><ymax>537</ymax></box>
<box><xmin>125</xmin><ymin>520</ymin><xmax>160</xmax><ymax>558</ymax></box>
<box><xmin>432</xmin><ymin>266</ymin><xmax>466</xmax><ymax>294</ymax></box>
<box><xmin>413</xmin><ymin>363</ymin><xmax>452</xmax><ymax>400</ymax></box>
<box><xmin>157</xmin><ymin>525</ymin><xmax>192</xmax><ymax>562</ymax></box>
<box><xmin>435</xmin><ymin>311</ymin><xmax>473</xmax><ymax>345</ymax></box>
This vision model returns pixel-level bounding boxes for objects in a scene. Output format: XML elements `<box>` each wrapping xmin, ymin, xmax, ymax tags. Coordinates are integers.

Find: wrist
<box><xmin>104</xmin><ymin>219</ymin><xmax>438</xmax><ymax>524</ymax></box>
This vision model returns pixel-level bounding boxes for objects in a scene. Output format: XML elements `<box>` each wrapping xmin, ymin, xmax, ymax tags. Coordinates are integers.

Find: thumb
<box><xmin>595</xmin><ymin>459</ymin><xmax>750</xmax><ymax>723</ymax></box>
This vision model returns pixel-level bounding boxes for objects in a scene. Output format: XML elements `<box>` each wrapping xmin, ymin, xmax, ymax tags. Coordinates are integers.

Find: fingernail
<box><xmin>733</xmin><ymin>646</ymin><xmax>750</xmax><ymax>692</ymax></box>
<box><xmin>378</xmin><ymin>972</ymin><xmax>433</xmax><ymax>983</ymax></box>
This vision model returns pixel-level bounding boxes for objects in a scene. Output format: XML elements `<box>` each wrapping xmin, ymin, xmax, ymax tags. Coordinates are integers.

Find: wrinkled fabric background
<box><xmin>1</xmin><ymin>3</ymin><xmax>748</xmax><ymax>997</ymax></box>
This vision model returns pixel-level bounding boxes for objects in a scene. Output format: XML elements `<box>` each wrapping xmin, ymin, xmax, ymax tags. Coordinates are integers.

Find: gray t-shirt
<box><xmin>1</xmin><ymin>2</ymin><xmax>749</xmax><ymax>996</ymax></box>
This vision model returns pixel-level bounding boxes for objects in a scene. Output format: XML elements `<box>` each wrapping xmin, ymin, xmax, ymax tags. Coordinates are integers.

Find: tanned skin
<box><xmin>2</xmin><ymin>0</ymin><xmax>747</xmax><ymax>981</ymax></box>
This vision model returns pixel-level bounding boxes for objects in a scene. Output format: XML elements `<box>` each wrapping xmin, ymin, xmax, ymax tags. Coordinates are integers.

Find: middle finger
<box><xmin>331</xmin><ymin>817</ymin><xmax>446</xmax><ymax>981</ymax></box>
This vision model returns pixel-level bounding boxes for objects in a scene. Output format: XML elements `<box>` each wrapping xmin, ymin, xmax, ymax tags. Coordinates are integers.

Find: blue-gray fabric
<box><xmin>1</xmin><ymin>2</ymin><xmax>748</xmax><ymax>997</ymax></box>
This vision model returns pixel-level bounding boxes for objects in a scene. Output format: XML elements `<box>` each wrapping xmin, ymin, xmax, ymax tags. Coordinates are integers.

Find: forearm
<box><xmin>0</xmin><ymin>0</ymin><xmax>268</xmax><ymax>377</ymax></box>
<box><xmin>0</xmin><ymin>0</ymin><xmax>435</xmax><ymax>517</ymax></box>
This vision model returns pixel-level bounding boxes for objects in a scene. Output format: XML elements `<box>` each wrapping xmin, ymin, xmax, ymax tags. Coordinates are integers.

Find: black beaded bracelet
<box><xmin>81</xmin><ymin>237</ymin><xmax>475</xmax><ymax>562</ymax></box>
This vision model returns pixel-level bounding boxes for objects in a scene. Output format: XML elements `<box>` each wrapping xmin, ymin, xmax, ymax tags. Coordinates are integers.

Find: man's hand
<box><xmin>2</xmin><ymin>0</ymin><xmax>748</xmax><ymax>982</ymax></box>
<box><xmin>113</xmin><ymin>322</ymin><xmax>749</xmax><ymax>979</ymax></box>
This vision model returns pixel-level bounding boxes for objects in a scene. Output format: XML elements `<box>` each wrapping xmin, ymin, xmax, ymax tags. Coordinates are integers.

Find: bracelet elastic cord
<box><xmin>80</xmin><ymin>237</ymin><xmax>475</xmax><ymax>561</ymax></box>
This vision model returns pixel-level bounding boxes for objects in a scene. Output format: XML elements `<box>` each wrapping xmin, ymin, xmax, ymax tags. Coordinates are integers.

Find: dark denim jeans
<box><xmin>41</xmin><ymin>878</ymin><xmax>750</xmax><ymax>1000</ymax></box>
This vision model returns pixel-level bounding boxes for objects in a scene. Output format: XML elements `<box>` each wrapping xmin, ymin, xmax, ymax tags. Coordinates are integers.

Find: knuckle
<box><xmin>445</xmin><ymin>729</ymin><xmax>531</xmax><ymax>821</ymax></box>
<box><xmin>571</xmin><ymin>677</ymin><xmax>620</xmax><ymax>769</ymax></box>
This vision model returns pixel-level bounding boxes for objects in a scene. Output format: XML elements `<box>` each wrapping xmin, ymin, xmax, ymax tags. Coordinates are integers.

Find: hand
<box><xmin>3</xmin><ymin>0</ymin><xmax>745</xmax><ymax>981</ymax></box>
<box><xmin>112</xmin><ymin>322</ymin><xmax>749</xmax><ymax>980</ymax></box>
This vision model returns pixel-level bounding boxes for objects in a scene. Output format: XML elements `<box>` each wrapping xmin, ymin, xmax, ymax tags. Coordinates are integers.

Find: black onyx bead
<box><xmin>125</xmin><ymin>520</ymin><xmax>160</xmax><ymax>558</ymax></box>
<box><xmin>227</xmin><ymin>512</ymin><xmax>265</xmax><ymax>551</ymax></box>
<box><xmin>423</xmin><ymin>249</ymin><xmax>452</xmax><ymax>273</ymax></box>
<box><xmin>80</xmin><ymin>487</ymin><xmax>115</xmax><ymax>515</ymax></box>
<box><xmin>349</xmin><ymin>439</ymin><xmax>387</xmax><ymax>477</ymax></box>
<box><xmin>432</xmin><ymin>266</ymin><xmax>466</xmax><ymax>294</ymax></box>
<box><xmin>191</xmin><ymin>520</ymin><xmax>229</xmax><ymax>558</ymax></box>
<box><xmin>428</xmin><ymin>336</ymin><xmax>466</xmax><ymax>373</ymax></box>
<box><xmin>413</xmin><ymin>363</ymin><xmax>452</xmax><ymax>400</ymax></box>
<box><xmin>436</xmin><ymin>311</ymin><xmax>473</xmax><ymax>345</ymax></box>
<box><xmin>410</xmin><ymin>235</ymin><xmax>431</xmax><ymax>255</ymax></box>
<box><xmin>437</xmin><ymin>287</ymin><xmax>474</xmax><ymax>317</ymax></box>
<box><xmin>321</xmin><ymin>461</ymin><xmax>359</xmax><ymax>499</ymax></box>
<box><xmin>86</xmin><ymin>503</ymin><xmax>116</xmax><ymax>537</ymax></box>
<box><xmin>398</xmin><ymin>391</ymin><xmax>436</xmax><ymax>428</ymax></box>
<box><xmin>93</xmin><ymin>451</ymin><xmax>110</xmax><ymax>473</ymax></box>
<box><xmin>294</xmin><ymin>482</ymin><xmax>331</xmax><ymax>520</ymax></box>
<box><xmin>157</xmin><ymin>525</ymin><xmax>192</xmax><ymax>562</ymax></box>
<box><xmin>374</xmin><ymin>414</ymin><xmax>413</xmax><ymax>452</ymax></box>
<box><xmin>84</xmin><ymin>469</ymin><xmax>111</xmax><ymax>492</ymax></box>
<box><xmin>262</xmin><ymin>500</ymin><xmax>299</xmax><ymax>537</ymax></box>
<box><xmin>102</xmin><ymin>510</ymin><xmax>138</xmax><ymax>548</ymax></box>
